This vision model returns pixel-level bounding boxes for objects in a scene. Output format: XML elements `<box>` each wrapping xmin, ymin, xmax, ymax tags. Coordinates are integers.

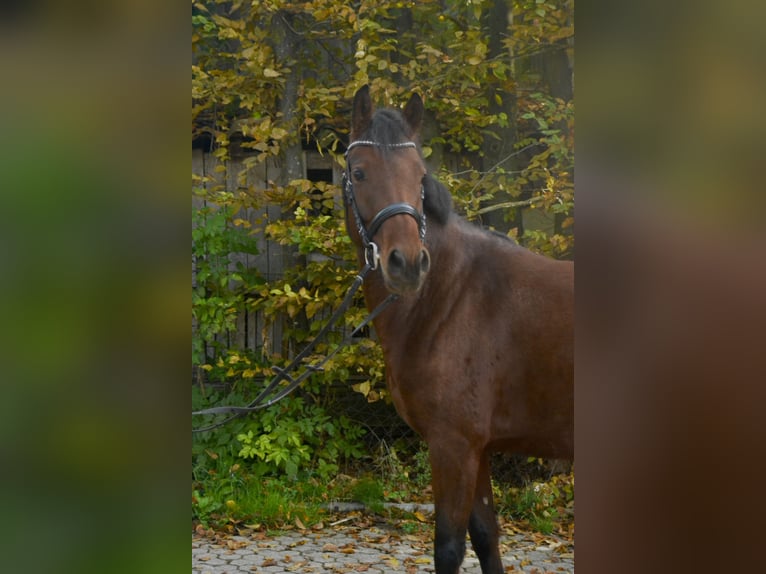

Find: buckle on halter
<box><xmin>365</xmin><ymin>242</ymin><xmax>380</xmax><ymax>270</ymax></box>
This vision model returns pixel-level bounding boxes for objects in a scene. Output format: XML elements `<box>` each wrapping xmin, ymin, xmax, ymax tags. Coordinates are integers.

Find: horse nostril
<box><xmin>419</xmin><ymin>250</ymin><xmax>430</xmax><ymax>274</ymax></box>
<box><xmin>388</xmin><ymin>249</ymin><xmax>406</xmax><ymax>271</ymax></box>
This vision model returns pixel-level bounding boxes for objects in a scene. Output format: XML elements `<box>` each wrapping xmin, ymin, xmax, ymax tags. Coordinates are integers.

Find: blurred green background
<box><xmin>1</xmin><ymin>0</ymin><xmax>764</xmax><ymax>572</ymax></box>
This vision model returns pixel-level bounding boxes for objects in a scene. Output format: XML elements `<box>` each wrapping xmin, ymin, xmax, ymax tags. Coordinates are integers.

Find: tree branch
<box><xmin>473</xmin><ymin>195</ymin><xmax>544</xmax><ymax>215</ymax></box>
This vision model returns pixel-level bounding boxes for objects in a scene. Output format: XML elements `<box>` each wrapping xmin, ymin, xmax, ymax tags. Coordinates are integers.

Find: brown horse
<box><xmin>343</xmin><ymin>85</ymin><xmax>573</xmax><ymax>574</ymax></box>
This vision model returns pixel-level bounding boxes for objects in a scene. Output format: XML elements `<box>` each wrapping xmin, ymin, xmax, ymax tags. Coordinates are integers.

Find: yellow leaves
<box><xmin>270</xmin><ymin>126</ymin><xmax>288</xmax><ymax>140</ymax></box>
<box><xmin>263</xmin><ymin>67</ymin><xmax>281</xmax><ymax>78</ymax></box>
<box><xmin>353</xmin><ymin>381</ymin><xmax>371</xmax><ymax>396</ymax></box>
<box><xmin>288</xmin><ymin>179</ymin><xmax>313</xmax><ymax>193</ymax></box>
<box><xmin>413</xmin><ymin>511</ymin><xmax>428</xmax><ymax>523</ymax></box>
<box><xmin>304</xmin><ymin>300</ymin><xmax>322</xmax><ymax>320</ymax></box>
<box><xmin>352</xmin><ymin>380</ymin><xmax>385</xmax><ymax>403</ymax></box>
<box><xmin>467</xmin><ymin>55</ymin><xmax>483</xmax><ymax>66</ymax></box>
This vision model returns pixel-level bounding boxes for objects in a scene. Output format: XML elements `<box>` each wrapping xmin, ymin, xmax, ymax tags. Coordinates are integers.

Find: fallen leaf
<box><xmin>322</xmin><ymin>543</ymin><xmax>338</xmax><ymax>552</ymax></box>
<box><xmin>295</xmin><ymin>516</ymin><xmax>306</xmax><ymax>530</ymax></box>
<box><xmin>414</xmin><ymin>511</ymin><xmax>428</xmax><ymax>522</ymax></box>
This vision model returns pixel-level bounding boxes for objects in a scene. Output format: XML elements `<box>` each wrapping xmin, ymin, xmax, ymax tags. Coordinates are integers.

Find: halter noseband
<box><xmin>343</xmin><ymin>140</ymin><xmax>427</xmax><ymax>270</ymax></box>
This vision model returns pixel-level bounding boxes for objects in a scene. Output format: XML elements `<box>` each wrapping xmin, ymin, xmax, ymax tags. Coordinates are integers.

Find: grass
<box><xmin>193</xmin><ymin>471</ymin><xmax>329</xmax><ymax>529</ymax></box>
<box><xmin>495</xmin><ymin>473</ymin><xmax>575</xmax><ymax>536</ymax></box>
<box><xmin>352</xmin><ymin>477</ymin><xmax>386</xmax><ymax>513</ymax></box>
<box><xmin>192</xmin><ymin>445</ymin><xmax>574</xmax><ymax>537</ymax></box>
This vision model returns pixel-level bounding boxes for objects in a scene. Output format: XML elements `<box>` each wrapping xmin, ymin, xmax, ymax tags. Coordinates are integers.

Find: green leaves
<box><xmin>192</xmin><ymin>201</ymin><xmax>262</xmax><ymax>365</ymax></box>
<box><xmin>234</xmin><ymin>399</ymin><xmax>366</xmax><ymax>480</ymax></box>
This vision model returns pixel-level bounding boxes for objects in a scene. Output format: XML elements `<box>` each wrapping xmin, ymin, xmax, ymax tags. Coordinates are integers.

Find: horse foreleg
<box><xmin>429</xmin><ymin>443</ymin><xmax>480</xmax><ymax>574</ymax></box>
<box><xmin>468</xmin><ymin>451</ymin><xmax>504</xmax><ymax>574</ymax></box>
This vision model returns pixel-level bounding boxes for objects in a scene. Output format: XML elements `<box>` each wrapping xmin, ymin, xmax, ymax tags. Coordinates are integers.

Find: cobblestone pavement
<box><xmin>192</xmin><ymin>523</ymin><xmax>574</xmax><ymax>573</ymax></box>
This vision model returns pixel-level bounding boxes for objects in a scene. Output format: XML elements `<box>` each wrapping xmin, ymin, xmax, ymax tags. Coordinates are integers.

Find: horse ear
<box><xmin>403</xmin><ymin>92</ymin><xmax>424</xmax><ymax>135</ymax></box>
<box><xmin>352</xmin><ymin>85</ymin><xmax>373</xmax><ymax>138</ymax></box>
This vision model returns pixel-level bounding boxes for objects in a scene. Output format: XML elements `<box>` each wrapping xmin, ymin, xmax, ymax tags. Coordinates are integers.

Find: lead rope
<box><xmin>192</xmin><ymin>263</ymin><xmax>397</xmax><ymax>433</ymax></box>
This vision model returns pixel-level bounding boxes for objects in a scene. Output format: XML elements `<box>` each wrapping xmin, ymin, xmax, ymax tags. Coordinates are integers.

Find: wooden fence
<box><xmin>192</xmin><ymin>146</ymin><xmax>344</xmax><ymax>361</ymax></box>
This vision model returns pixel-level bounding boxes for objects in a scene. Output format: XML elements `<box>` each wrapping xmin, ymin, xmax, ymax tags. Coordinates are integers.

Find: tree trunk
<box><xmin>272</xmin><ymin>11</ymin><xmax>307</xmax><ymax>358</ymax></box>
<box><xmin>481</xmin><ymin>0</ymin><xmax>520</xmax><ymax>232</ymax></box>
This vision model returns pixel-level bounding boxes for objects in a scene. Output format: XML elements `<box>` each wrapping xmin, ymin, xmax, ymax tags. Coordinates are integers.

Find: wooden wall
<box><xmin>192</xmin><ymin>147</ymin><xmax>342</xmax><ymax>361</ymax></box>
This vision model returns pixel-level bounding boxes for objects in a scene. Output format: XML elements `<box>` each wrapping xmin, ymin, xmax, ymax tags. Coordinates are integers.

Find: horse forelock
<box><xmin>362</xmin><ymin>109</ymin><xmax>418</xmax><ymax>150</ymax></box>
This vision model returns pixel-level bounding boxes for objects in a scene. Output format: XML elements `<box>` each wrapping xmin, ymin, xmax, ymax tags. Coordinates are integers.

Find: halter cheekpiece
<box><xmin>343</xmin><ymin>140</ymin><xmax>427</xmax><ymax>270</ymax></box>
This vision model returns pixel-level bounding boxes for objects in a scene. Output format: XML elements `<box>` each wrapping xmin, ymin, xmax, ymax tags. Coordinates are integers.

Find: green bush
<box><xmin>192</xmin><ymin>388</ymin><xmax>369</xmax><ymax>526</ymax></box>
<box><xmin>235</xmin><ymin>396</ymin><xmax>366</xmax><ymax>480</ymax></box>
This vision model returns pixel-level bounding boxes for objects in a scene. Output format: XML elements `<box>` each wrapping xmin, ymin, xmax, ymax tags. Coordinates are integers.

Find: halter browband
<box><xmin>346</xmin><ymin>140</ymin><xmax>418</xmax><ymax>153</ymax></box>
<box><xmin>343</xmin><ymin>140</ymin><xmax>426</xmax><ymax>269</ymax></box>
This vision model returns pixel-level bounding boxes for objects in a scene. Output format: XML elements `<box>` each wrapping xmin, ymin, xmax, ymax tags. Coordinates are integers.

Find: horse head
<box><xmin>344</xmin><ymin>85</ymin><xmax>431</xmax><ymax>295</ymax></box>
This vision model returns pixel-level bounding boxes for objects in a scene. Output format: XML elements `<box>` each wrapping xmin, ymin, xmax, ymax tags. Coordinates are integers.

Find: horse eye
<box><xmin>352</xmin><ymin>168</ymin><xmax>365</xmax><ymax>182</ymax></box>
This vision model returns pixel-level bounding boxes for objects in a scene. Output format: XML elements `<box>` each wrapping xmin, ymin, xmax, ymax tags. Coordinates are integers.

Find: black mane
<box><xmin>422</xmin><ymin>173</ymin><xmax>453</xmax><ymax>226</ymax></box>
<box><xmin>423</xmin><ymin>175</ymin><xmax>517</xmax><ymax>245</ymax></box>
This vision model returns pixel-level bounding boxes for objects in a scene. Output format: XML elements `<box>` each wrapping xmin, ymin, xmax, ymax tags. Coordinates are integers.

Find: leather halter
<box><xmin>343</xmin><ymin>140</ymin><xmax>427</xmax><ymax>269</ymax></box>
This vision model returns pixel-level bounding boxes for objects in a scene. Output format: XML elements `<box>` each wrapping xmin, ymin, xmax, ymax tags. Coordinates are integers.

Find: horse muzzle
<box><xmin>381</xmin><ymin>246</ymin><xmax>431</xmax><ymax>294</ymax></box>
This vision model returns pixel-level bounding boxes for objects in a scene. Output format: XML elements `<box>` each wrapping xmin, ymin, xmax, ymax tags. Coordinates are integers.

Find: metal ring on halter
<box><xmin>365</xmin><ymin>242</ymin><xmax>380</xmax><ymax>270</ymax></box>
